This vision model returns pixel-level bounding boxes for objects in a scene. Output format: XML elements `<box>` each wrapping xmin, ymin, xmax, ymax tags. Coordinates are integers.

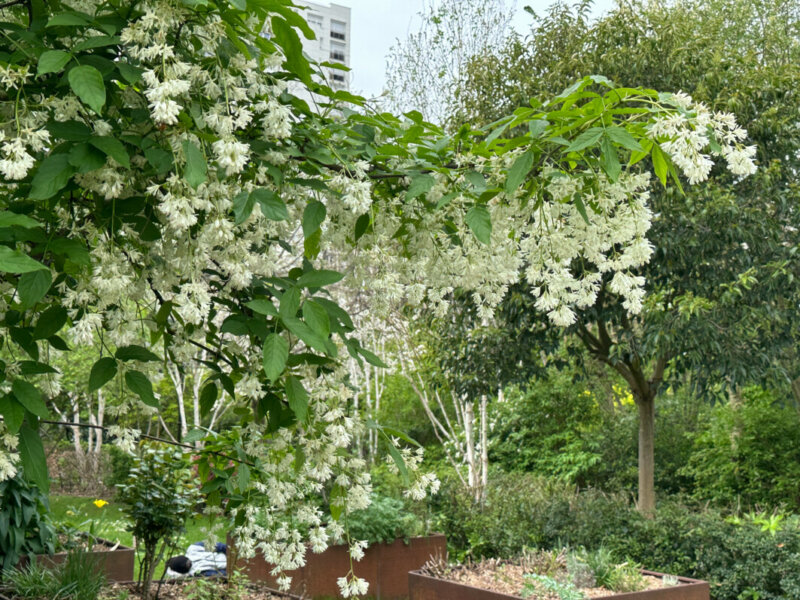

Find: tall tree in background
<box><xmin>453</xmin><ymin>0</ymin><xmax>800</xmax><ymax>512</ymax></box>
<box><xmin>384</xmin><ymin>0</ymin><xmax>515</xmax><ymax>125</ymax></box>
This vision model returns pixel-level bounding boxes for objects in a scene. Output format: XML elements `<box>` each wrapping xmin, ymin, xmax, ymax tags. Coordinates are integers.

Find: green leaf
<box><xmin>302</xmin><ymin>200</ymin><xmax>326</xmax><ymax>238</ymax></box>
<box><xmin>73</xmin><ymin>35</ymin><xmax>119</xmax><ymax>52</ymax></box>
<box><xmin>117</xmin><ymin>62</ymin><xmax>143</xmax><ymax>84</ymax></box>
<box><xmin>19</xmin><ymin>424</ymin><xmax>49</xmax><ymax>493</ymax></box>
<box><xmin>246</xmin><ymin>299</ymin><xmax>277</xmax><ymax>316</ymax></box>
<box><xmin>283</xmin><ymin>317</ymin><xmax>330</xmax><ymax>355</ymax></box>
<box><xmin>125</xmin><ymin>370</ymin><xmax>158</xmax><ymax>407</ymax></box>
<box><xmin>574</xmin><ymin>196</ymin><xmax>590</xmax><ymax>226</ymax></box>
<box><xmin>385</xmin><ymin>439</ymin><xmax>409</xmax><ymax>484</ymax></box>
<box><xmin>358</xmin><ymin>346</ymin><xmax>388</xmax><ymax>368</ymax></box>
<box><xmin>0</xmin><ymin>396</ymin><xmax>25</xmax><ymax>434</ymax></box>
<box><xmin>33</xmin><ymin>306</ymin><xmax>67</xmax><ymax>339</ymax></box>
<box><xmin>652</xmin><ymin>143</ymin><xmax>669</xmax><ymax>187</ymax></box>
<box><xmin>182</xmin><ymin>140</ymin><xmax>207</xmax><ymax>189</ymax></box>
<box><xmin>115</xmin><ymin>345</ymin><xmax>161</xmax><ymax>362</ymax></box>
<box><xmin>12</xmin><ymin>380</ymin><xmax>49</xmax><ymax>419</ymax></box>
<box><xmin>199</xmin><ymin>383</ymin><xmax>218</xmax><ymax>417</ymax></box>
<box><xmin>271</xmin><ymin>16</ymin><xmax>312</xmax><ymax>84</ymax></box>
<box><xmin>90</xmin><ymin>136</ymin><xmax>130</xmax><ymax>168</ymax></box>
<box><xmin>279</xmin><ymin>286</ymin><xmax>301</xmax><ymax>320</ymax></box>
<box><xmin>605</xmin><ymin>126</ymin><xmax>643</xmax><ymax>152</ymax></box>
<box><xmin>68</xmin><ymin>65</ymin><xmax>106</xmax><ymax>115</ymax></box>
<box><xmin>184</xmin><ymin>428</ymin><xmax>206</xmax><ymax>443</ymax></box>
<box><xmin>229</xmin><ymin>0</ymin><xmax>245</xmax><ymax>9</ymax></box>
<box><xmin>297</xmin><ymin>269</ymin><xmax>343</xmax><ymax>288</ymax></box>
<box><xmin>285</xmin><ymin>375</ymin><xmax>308</xmax><ymax>422</ymax></box>
<box><xmin>0</xmin><ymin>212</ymin><xmax>39</xmax><ymax>229</ymax></box>
<box><xmin>504</xmin><ymin>149</ymin><xmax>535</xmax><ymax>195</ymax></box>
<box><xmin>262</xmin><ymin>333</ymin><xmax>289</xmax><ymax>383</ymax></box>
<box><xmin>465</xmin><ymin>205</ymin><xmax>492</xmax><ymax>244</ymax></box>
<box><xmin>600</xmin><ymin>135</ymin><xmax>621</xmax><ymax>182</ymax></box>
<box><xmin>17</xmin><ymin>270</ymin><xmax>52</xmax><ymax>308</ymax></box>
<box><xmin>88</xmin><ymin>357</ymin><xmax>117</xmax><ymax>392</ymax></box>
<box><xmin>30</xmin><ymin>153</ymin><xmax>75</xmax><ymax>200</ymax></box>
<box><xmin>252</xmin><ymin>189</ymin><xmax>287</xmax><ymax>221</ymax></box>
<box><xmin>47</xmin><ymin>12</ymin><xmax>90</xmax><ymax>27</ymax></box>
<box><xmin>528</xmin><ymin>119</ymin><xmax>549</xmax><ymax>138</ymax></box>
<box><xmin>302</xmin><ymin>301</ymin><xmax>330</xmax><ymax>338</ymax></box>
<box><xmin>233</xmin><ymin>191</ymin><xmax>255</xmax><ymax>225</ymax></box>
<box><xmin>37</xmin><ymin>50</ymin><xmax>71</xmax><ymax>76</ymax></box>
<box><xmin>406</xmin><ymin>173</ymin><xmax>436</xmax><ymax>201</ymax></box>
<box><xmin>564</xmin><ymin>127</ymin><xmax>604</xmax><ymax>153</ymax></box>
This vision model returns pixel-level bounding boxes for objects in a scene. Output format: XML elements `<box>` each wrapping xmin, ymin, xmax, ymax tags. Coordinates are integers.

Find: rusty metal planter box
<box><xmin>20</xmin><ymin>537</ymin><xmax>135</xmax><ymax>582</ymax></box>
<box><xmin>407</xmin><ymin>569</ymin><xmax>709</xmax><ymax>600</ymax></box>
<box><xmin>232</xmin><ymin>534</ymin><xmax>447</xmax><ymax>599</ymax></box>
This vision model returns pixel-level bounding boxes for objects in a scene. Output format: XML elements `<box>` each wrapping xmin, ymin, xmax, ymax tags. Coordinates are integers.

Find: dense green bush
<box><xmin>343</xmin><ymin>493</ymin><xmax>424</xmax><ymax>544</ymax></box>
<box><xmin>683</xmin><ymin>387</ymin><xmax>800</xmax><ymax>509</ymax></box>
<box><xmin>0</xmin><ymin>471</ymin><xmax>55</xmax><ymax>572</ymax></box>
<box><xmin>432</xmin><ymin>472</ymin><xmax>800</xmax><ymax>600</ymax></box>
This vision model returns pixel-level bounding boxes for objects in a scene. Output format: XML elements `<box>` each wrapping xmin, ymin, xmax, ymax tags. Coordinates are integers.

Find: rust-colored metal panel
<box><xmin>22</xmin><ymin>537</ymin><xmax>135</xmax><ymax>583</ymax></box>
<box><xmin>408</xmin><ymin>569</ymin><xmax>710</xmax><ymax>600</ymax></box>
<box><xmin>232</xmin><ymin>534</ymin><xmax>447</xmax><ymax>599</ymax></box>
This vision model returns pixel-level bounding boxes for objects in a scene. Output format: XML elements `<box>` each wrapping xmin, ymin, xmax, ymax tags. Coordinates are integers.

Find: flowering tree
<box><xmin>453</xmin><ymin>0</ymin><xmax>798</xmax><ymax>513</ymax></box>
<box><xmin>0</xmin><ymin>0</ymin><xmax>754</xmax><ymax>593</ymax></box>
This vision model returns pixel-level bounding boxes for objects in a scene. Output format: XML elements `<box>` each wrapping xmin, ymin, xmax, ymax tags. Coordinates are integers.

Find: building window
<box><xmin>307</xmin><ymin>14</ymin><xmax>323</xmax><ymax>31</ymax></box>
<box><xmin>332</xmin><ymin>73</ymin><xmax>346</xmax><ymax>83</ymax></box>
<box><xmin>330</xmin><ymin>20</ymin><xmax>346</xmax><ymax>40</ymax></box>
<box><xmin>330</xmin><ymin>41</ymin><xmax>346</xmax><ymax>62</ymax></box>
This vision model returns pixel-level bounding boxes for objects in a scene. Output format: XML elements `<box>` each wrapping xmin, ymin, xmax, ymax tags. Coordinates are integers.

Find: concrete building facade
<box><xmin>296</xmin><ymin>1</ymin><xmax>351</xmax><ymax>92</ymax></box>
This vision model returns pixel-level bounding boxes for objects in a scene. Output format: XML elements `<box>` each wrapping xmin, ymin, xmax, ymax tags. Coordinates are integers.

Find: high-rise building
<box><xmin>296</xmin><ymin>1</ymin><xmax>351</xmax><ymax>92</ymax></box>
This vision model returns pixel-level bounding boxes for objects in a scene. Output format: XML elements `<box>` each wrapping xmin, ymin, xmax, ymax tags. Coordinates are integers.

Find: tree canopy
<box><xmin>0</xmin><ymin>0</ymin><xmax>756</xmax><ymax>588</ymax></box>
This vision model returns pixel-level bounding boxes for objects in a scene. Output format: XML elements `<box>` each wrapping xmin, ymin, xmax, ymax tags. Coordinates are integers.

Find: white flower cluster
<box><xmin>652</xmin><ymin>91</ymin><xmax>757</xmax><ymax>183</ymax></box>
<box><xmin>0</xmin><ymin>424</ymin><xmax>19</xmax><ymax>481</ymax></box>
<box><xmin>0</xmin><ymin>129</ymin><xmax>50</xmax><ymax>181</ymax></box>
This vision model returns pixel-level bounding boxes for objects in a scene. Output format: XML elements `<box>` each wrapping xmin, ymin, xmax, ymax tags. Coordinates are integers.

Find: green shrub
<box><xmin>682</xmin><ymin>387</ymin><xmax>800</xmax><ymax>509</ymax></box>
<box><xmin>431</xmin><ymin>471</ymin><xmax>800</xmax><ymax>599</ymax></box>
<box><xmin>343</xmin><ymin>493</ymin><xmax>423</xmax><ymax>545</ymax></box>
<box><xmin>116</xmin><ymin>446</ymin><xmax>199</xmax><ymax>600</ymax></box>
<box><xmin>0</xmin><ymin>471</ymin><xmax>55</xmax><ymax>572</ymax></box>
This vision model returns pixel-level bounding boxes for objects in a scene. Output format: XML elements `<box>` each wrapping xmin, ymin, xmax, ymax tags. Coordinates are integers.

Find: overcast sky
<box><xmin>333</xmin><ymin>0</ymin><xmax>616</xmax><ymax>98</ymax></box>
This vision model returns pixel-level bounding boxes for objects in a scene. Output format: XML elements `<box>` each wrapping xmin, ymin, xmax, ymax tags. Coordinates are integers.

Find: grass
<box><xmin>48</xmin><ymin>494</ymin><xmax>222</xmax><ymax>580</ymax></box>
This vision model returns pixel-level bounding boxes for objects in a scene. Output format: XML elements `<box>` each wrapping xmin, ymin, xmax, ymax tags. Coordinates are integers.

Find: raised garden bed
<box><xmin>231</xmin><ymin>534</ymin><xmax>447</xmax><ymax>599</ymax></box>
<box><xmin>0</xmin><ymin>579</ymin><xmax>299</xmax><ymax>600</ymax></box>
<box><xmin>18</xmin><ymin>536</ymin><xmax>135</xmax><ymax>583</ymax></box>
<box><xmin>408</xmin><ymin>556</ymin><xmax>709</xmax><ymax>600</ymax></box>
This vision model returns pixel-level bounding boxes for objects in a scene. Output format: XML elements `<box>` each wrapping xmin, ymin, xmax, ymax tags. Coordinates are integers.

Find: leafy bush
<box><xmin>682</xmin><ymin>387</ymin><xmax>800</xmax><ymax>509</ymax></box>
<box><xmin>432</xmin><ymin>472</ymin><xmax>800</xmax><ymax>599</ymax></box>
<box><xmin>116</xmin><ymin>447</ymin><xmax>199</xmax><ymax>600</ymax></box>
<box><xmin>104</xmin><ymin>444</ymin><xmax>135</xmax><ymax>493</ymax></box>
<box><xmin>0</xmin><ymin>471</ymin><xmax>55</xmax><ymax>572</ymax></box>
<box><xmin>344</xmin><ymin>493</ymin><xmax>423</xmax><ymax>544</ymax></box>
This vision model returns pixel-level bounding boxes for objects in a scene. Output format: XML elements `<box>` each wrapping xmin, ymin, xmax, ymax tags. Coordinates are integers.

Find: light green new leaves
<box><xmin>262</xmin><ymin>333</ymin><xmax>288</xmax><ymax>383</ymax></box>
<box><xmin>68</xmin><ymin>65</ymin><xmax>106</xmax><ymax>114</ymax></box>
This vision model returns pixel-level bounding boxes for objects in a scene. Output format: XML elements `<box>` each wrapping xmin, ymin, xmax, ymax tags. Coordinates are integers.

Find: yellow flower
<box><xmin>93</xmin><ymin>499</ymin><xmax>108</xmax><ymax>508</ymax></box>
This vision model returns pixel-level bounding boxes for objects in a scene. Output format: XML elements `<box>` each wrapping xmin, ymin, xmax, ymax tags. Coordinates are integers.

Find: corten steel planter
<box><xmin>407</xmin><ymin>569</ymin><xmax>710</xmax><ymax>600</ymax></box>
<box><xmin>19</xmin><ymin>536</ymin><xmax>135</xmax><ymax>582</ymax></box>
<box><xmin>231</xmin><ymin>534</ymin><xmax>447</xmax><ymax>599</ymax></box>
